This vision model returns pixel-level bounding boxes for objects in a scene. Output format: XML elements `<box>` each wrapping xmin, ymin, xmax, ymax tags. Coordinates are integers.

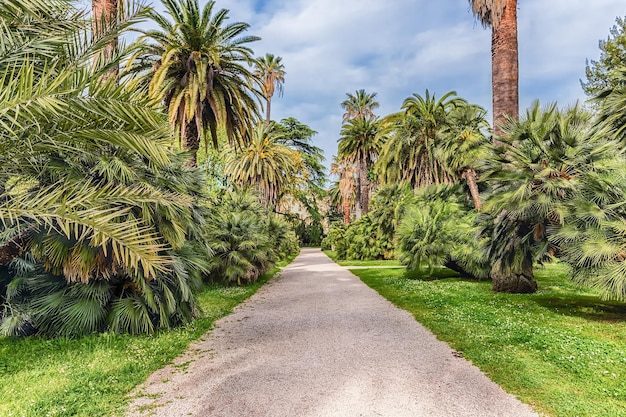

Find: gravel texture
<box><xmin>125</xmin><ymin>248</ymin><xmax>538</xmax><ymax>417</ymax></box>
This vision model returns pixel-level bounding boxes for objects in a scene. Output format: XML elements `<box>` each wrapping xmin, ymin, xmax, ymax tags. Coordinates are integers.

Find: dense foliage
<box><xmin>0</xmin><ymin>0</ymin><xmax>299</xmax><ymax>338</ymax></box>
<box><xmin>397</xmin><ymin>185</ymin><xmax>488</xmax><ymax>279</ymax></box>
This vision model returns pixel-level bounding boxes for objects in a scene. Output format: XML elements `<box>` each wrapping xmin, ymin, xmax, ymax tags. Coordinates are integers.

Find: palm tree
<box><xmin>470</xmin><ymin>0</ymin><xmax>519</xmax><ymax>136</ymax></box>
<box><xmin>397</xmin><ymin>184</ymin><xmax>488</xmax><ymax>279</ymax></box>
<box><xmin>224</xmin><ymin>123</ymin><xmax>302</xmax><ymax>208</ymax></box>
<box><xmin>376</xmin><ymin>90</ymin><xmax>466</xmax><ymax>189</ymax></box>
<box><xmin>481</xmin><ymin>101</ymin><xmax>600</xmax><ymax>293</ymax></box>
<box><xmin>130</xmin><ymin>0</ymin><xmax>262</xmax><ymax>167</ymax></box>
<box><xmin>437</xmin><ymin>103</ymin><xmax>491</xmax><ymax>210</ymax></box>
<box><xmin>254</xmin><ymin>53</ymin><xmax>286</xmax><ymax>124</ymax></box>
<box><xmin>341</xmin><ymin>89</ymin><xmax>379</xmax><ymax>122</ymax></box>
<box><xmin>338</xmin><ymin>117</ymin><xmax>381</xmax><ymax>215</ymax></box>
<box><xmin>0</xmin><ymin>0</ymin><xmax>207</xmax><ymax>336</ymax></box>
<box><xmin>330</xmin><ymin>157</ymin><xmax>357</xmax><ymax>224</ymax></box>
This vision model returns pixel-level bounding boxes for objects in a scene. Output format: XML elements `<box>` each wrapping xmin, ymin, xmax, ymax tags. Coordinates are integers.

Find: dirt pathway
<box><xmin>126</xmin><ymin>248</ymin><xmax>537</xmax><ymax>417</ymax></box>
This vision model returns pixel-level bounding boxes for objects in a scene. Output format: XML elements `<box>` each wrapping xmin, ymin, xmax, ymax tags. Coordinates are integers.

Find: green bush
<box><xmin>397</xmin><ymin>184</ymin><xmax>488</xmax><ymax>279</ymax></box>
<box><xmin>204</xmin><ymin>188</ymin><xmax>297</xmax><ymax>286</ymax></box>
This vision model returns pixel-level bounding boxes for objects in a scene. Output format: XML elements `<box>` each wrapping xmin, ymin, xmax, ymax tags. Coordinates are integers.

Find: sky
<box><xmin>138</xmin><ymin>0</ymin><xmax>625</xmax><ymax>169</ymax></box>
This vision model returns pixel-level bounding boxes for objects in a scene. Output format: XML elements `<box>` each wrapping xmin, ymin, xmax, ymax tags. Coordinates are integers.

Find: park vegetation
<box><xmin>0</xmin><ymin>0</ymin><xmax>325</xmax><ymax>339</ymax></box>
<box><xmin>326</xmin><ymin>5</ymin><xmax>626</xmax><ymax>302</ymax></box>
<box><xmin>2</xmin><ymin>0</ymin><xmax>626</xmax><ymax>415</ymax></box>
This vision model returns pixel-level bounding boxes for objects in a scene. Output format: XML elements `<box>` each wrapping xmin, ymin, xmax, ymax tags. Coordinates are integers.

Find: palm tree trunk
<box><xmin>463</xmin><ymin>168</ymin><xmax>482</xmax><ymax>210</ymax></box>
<box><xmin>491</xmin><ymin>255</ymin><xmax>537</xmax><ymax>293</ymax></box>
<box><xmin>342</xmin><ymin>198</ymin><xmax>351</xmax><ymax>224</ymax></box>
<box><xmin>265</xmin><ymin>97</ymin><xmax>271</xmax><ymax>125</ymax></box>
<box><xmin>491</xmin><ymin>0</ymin><xmax>518</xmax><ymax>138</ymax></box>
<box><xmin>0</xmin><ymin>230</ymin><xmax>33</xmax><ymax>267</ymax></box>
<box><xmin>92</xmin><ymin>0</ymin><xmax>119</xmax><ymax>81</ymax></box>
<box><xmin>359</xmin><ymin>156</ymin><xmax>369</xmax><ymax>215</ymax></box>
<box><xmin>183</xmin><ymin>119</ymin><xmax>200</xmax><ymax>167</ymax></box>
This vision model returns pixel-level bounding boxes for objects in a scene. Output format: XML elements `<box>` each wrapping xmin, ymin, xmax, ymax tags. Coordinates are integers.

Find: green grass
<box><xmin>323</xmin><ymin>250</ymin><xmax>403</xmax><ymax>267</ymax></box>
<box><xmin>350</xmin><ymin>263</ymin><xmax>626</xmax><ymax>417</ymax></box>
<box><xmin>0</xmin><ymin>254</ymin><xmax>296</xmax><ymax>417</ymax></box>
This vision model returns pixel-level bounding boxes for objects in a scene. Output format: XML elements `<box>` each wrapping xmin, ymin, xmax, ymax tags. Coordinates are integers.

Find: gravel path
<box><xmin>126</xmin><ymin>248</ymin><xmax>537</xmax><ymax>417</ymax></box>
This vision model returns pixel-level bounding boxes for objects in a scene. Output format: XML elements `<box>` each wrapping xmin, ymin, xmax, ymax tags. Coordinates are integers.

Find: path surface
<box><xmin>126</xmin><ymin>248</ymin><xmax>537</xmax><ymax>417</ymax></box>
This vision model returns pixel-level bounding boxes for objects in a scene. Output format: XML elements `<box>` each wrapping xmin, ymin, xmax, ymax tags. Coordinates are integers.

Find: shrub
<box><xmin>397</xmin><ymin>184</ymin><xmax>488</xmax><ymax>279</ymax></box>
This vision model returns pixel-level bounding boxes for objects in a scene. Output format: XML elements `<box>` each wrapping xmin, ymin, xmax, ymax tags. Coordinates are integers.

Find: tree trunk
<box><xmin>0</xmin><ymin>231</ymin><xmax>32</xmax><ymax>267</ymax></box>
<box><xmin>491</xmin><ymin>0</ymin><xmax>518</xmax><ymax>138</ymax></box>
<box><xmin>342</xmin><ymin>198</ymin><xmax>351</xmax><ymax>225</ymax></box>
<box><xmin>445</xmin><ymin>259</ymin><xmax>480</xmax><ymax>280</ymax></box>
<box><xmin>463</xmin><ymin>168</ymin><xmax>482</xmax><ymax>210</ymax></box>
<box><xmin>491</xmin><ymin>256</ymin><xmax>537</xmax><ymax>293</ymax></box>
<box><xmin>265</xmin><ymin>97</ymin><xmax>272</xmax><ymax>125</ymax></box>
<box><xmin>183</xmin><ymin>119</ymin><xmax>200</xmax><ymax>167</ymax></box>
<box><xmin>358</xmin><ymin>156</ymin><xmax>369</xmax><ymax>215</ymax></box>
<box><xmin>92</xmin><ymin>0</ymin><xmax>119</xmax><ymax>81</ymax></box>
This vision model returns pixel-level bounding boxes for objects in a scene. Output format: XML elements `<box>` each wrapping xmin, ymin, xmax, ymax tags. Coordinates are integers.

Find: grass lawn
<box><xmin>323</xmin><ymin>250</ymin><xmax>403</xmax><ymax>267</ymax></box>
<box><xmin>350</xmin><ymin>263</ymin><xmax>626</xmax><ymax>417</ymax></box>
<box><xmin>0</xmin><ymin>255</ymin><xmax>296</xmax><ymax>417</ymax></box>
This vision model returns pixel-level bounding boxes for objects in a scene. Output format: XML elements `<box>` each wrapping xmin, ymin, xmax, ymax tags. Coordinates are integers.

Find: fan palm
<box><xmin>548</xmin><ymin>69</ymin><xmax>626</xmax><ymax>301</ymax></box>
<box><xmin>338</xmin><ymin>117</ymin><xmax>382</xmax><ymax>215</ymax></box>
<box><xmin>470</xmin><ymin>0</ymin><xmax>519</xmax><ymax>135</ymax></box>
<box><xmin>397</xmin><ymin>185</ymin><xmax>487</xmax><ymax>279</ymax></box>
<box><xmin>129</xmin><ymin>0</ymin><xmax>262</xmax><ymax>167</ymax></box>
<box><xmin>341</xmin><ymin>89</ymin><xmax>379</xmax><ymax>122</ymax></box>
<box><xmin>254</xmin><ymin>53</ymin><xmax>286</xmax><ymax>124</ymax></box>
<box><xmin>481</xmin><ymin>101</ymin><xmax>605</xmax><ymax>293</ymax></box>
<box><xmin>204</xmin><ymin>188</ymin><xmax>275</xmax><ymax>286</ymax></box>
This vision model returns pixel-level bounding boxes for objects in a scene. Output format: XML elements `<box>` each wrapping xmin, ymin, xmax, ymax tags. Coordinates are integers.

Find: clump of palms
<box><xmin>0</xmin><ymin>0</ymin><xmax>212</xmax><ymax>336</ymax></box>
<box><xmin>338</xmin><ymin>117</ymin><xmax>382</xmax><ymax>215</ymax></box>
<box><xmin>480</xmin><ymin>101</ymin><xmax>614</xmax><ymax>293</ymax></box>
<box><xmin>549</xmin><ymin>71</ymin><xmax>626</xmax><ymax>301</ymax></box>
<box><xmin>341</xmin><ymin>89</ymin><xmax>380</xmax><ymax>122</ymax></box>
<box><xmin>204</xmin><ymin>188</ymin><xmax>296</xmax><ymax>285</ymax></box>
<box><xmin>339</xmin><ymin>89</ymin><xmax>380</xmax><ymax>217</ymax></box>
<box><xmin>329</xmin><ymin>157</ymin><xmax>357</xmax><ymax>224</ymax></box>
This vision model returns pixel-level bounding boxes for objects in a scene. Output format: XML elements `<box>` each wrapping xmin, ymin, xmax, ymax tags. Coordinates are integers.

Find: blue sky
<box><xmin>138</xmin><ymin>0</ymin><xmax>625</xmax><ymax>168</ymax></box>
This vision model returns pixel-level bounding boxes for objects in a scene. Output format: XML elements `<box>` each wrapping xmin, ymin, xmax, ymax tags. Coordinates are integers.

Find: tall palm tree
<box><xmin>224</xmin><ymin>123</ymin><xmax>302</xmax><ymax>208</ymax></box>
<box><xmin>330</xmin><ymin>157</ymin><xmax>356</xmax><ymax>224</ymax></box>
<box><xmin>437</xmin><ymin>103</ymin><xmax>491</xmax><ymax>210</ymax></box>
<box><xmin>130</xmin><ymin>0</ymin><xmax>262</xmax><ymax>167</ymax></box>
<box><xmin>254</xmin><ymin>53</ymin><xmax>286</xmax><ymax>124</ymax></box>
<box><xmin>376</xmin><ymin>90</ymin><xmax>466</xmax><ymax>189</ymax></box>
<box><xmin>338</xmin><ymin>117</ymin><xmax>381</xmax><ymax>215</ymax></box>
<box><xmin>341</xmin><ymin>89</ymin><xmax>379</xmax><ymax>122</ymax></box>
<box><xmin>470</xmin><ymin>0</ymin><xmax>519</xmax><ymax>136</ymax></box>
